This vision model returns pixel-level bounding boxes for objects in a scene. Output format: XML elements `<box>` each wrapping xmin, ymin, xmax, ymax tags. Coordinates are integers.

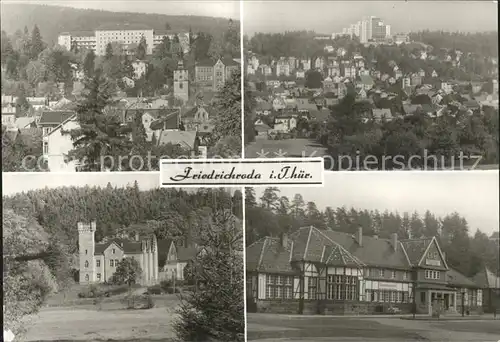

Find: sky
<box><xmin>254</xmin><ymin>171</ymin><xmax>499</xmax><ymax>236</ymax></box>
<box><xmin>244</xmin><ymin>1</ymin><xmax>498</xmax><ymax>36</ymax></box>
<box><xmin>1</xmin><ymin>0</ymin><xmax>240</xmax><ymax>19</ymax></box>
<box><xmin>2</xmin><ymin>172</ymin><xmax>238</xmax><ymax>195</ymax></box>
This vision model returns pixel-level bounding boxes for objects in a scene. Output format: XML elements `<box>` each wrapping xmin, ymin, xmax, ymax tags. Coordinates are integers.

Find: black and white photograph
<box><xmin>1</xmin><ymin>0</ymin><xmax>242</xmax><ymax>172</ymax></box>
<box><xmin>243</xmin><ymin>1</ymin><xmax>499</xmax><ymax>171</ymax></box>
<box><xmin>245</xmin><ymin>171</ymin><xmax>500</xmax><ymax>341</ymax></box>
<box><xmin>3</xmin><ymin>172</ymin><xmax>244</xmax><ymax>341</ymax></box>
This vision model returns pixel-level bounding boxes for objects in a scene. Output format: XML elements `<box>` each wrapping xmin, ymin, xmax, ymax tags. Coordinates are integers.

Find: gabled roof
<box><xmin>157</xmin><ymin>130</ymin><xmax>197</xmax><ymax>150</ymax></box>
<box><xmin>447</xmin><ymin>268</ymin><xmax>479</xmax><ymax>288</ymax></box>
<box><xmin>246</xmin><ymin>237</ymin><xmax>297</xmax><ymax>274</ymax></box>
<box><xmin>400</xmin><ymin>238</ymin><xmax>433</xmax><ymax>265</ymax></box>
<box><xmin>473</xmin><ymin>267</ymin><xmax>500</xmax><ymax>289</ymax></box>
<box><xmin>94</xmin><ymin>239</ymin><xmax>142</xmax><ymax>255</ymax></box>
<box><xmin>39</xmin><ymin>111</ymin><xmax>75</xmax><ymax>125</ymax></box>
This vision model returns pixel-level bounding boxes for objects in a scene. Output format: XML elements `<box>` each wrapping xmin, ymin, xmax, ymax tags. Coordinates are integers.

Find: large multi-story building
<box><xmin>58</xmin><ymin>24</ymin><xmax>190</xmax><ymax>56</ymax></box>
<box><xmin>195</xmin><ymin>58</ymin><xmax>240</xmax><ymax>91</ymax></box>
<box><xmin>246</xmin><ymin>226</ymin><xmax>484</xmax><ymax>316</ymax></box>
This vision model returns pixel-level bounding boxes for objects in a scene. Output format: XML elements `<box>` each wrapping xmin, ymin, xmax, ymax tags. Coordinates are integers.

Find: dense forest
<box><xmin>245</xmin><ymin>187</ymin><xmax>499</xmax><ymax>278</ymax></box>
<box><xmin>3</xmin><ymin>184</ymin><xmax>243</xmax><ymax>252</ymax></box>
<box><xmin>1</xmin><ymin>3</ymin><xmax>239</xmax><ymax>45</ymax></box>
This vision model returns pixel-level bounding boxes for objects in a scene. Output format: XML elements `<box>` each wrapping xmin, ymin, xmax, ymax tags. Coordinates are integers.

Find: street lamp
<box><xmin>461</xmin><ymin>288</ymin><xmax>466</xmax><ymax>317</ymax></box>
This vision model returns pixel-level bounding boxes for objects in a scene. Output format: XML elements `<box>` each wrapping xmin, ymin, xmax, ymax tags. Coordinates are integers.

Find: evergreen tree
<box><xmin>83</xmin><ymin>50</ymin><xmax>95</xmax><ymax>78</ymax></box>
<box><xmin>174</xmin><ymin>211</ymin><xmax>244</xmax><ymax>342</ymax></box>
<box><xmin>30</xmin><ymin>25</ymin><xmax>44</xmax><ymax>60</ymax></box>
<box><xmin>67</xmin><ymin>68</ymin><xmax>130</xmax><ymax>171</ymax></box>
<box><xmin>136</xmin><ymin>35</ymin><xmax>147</xmax><ymax>60</ymax></box>
<box><xmin>105</xmin><ymin>42</ymin><xmax>113</xmax><ymax>60</ymax></box>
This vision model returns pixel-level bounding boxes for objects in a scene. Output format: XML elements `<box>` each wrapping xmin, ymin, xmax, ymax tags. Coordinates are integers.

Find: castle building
<box><xmin>174</xmin><ymin>60</ymin><xmax>189</xmax><ymax>104</ymax></box>
<box><xmin>77</xmin><ymin>221</ymin><xmax>198</xmax><ymax>285</ymax></box>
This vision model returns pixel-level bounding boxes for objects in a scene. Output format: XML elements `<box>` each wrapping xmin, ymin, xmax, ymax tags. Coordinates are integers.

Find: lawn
<box><xmin>22</xmin><ymin>287</ymin><xmax>183</xmax><ymax>342</ymax></box>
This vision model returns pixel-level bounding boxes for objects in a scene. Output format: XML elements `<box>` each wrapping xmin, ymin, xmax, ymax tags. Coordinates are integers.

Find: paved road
<box><xmin>247</xmin><ymin>313</ymin><xmax>500</xmax><ymax>341</ymax></box>
<box><xmin>245</xmin><ymin>137</ymin><xmax>329</xmax><ymax>159</ymax></box>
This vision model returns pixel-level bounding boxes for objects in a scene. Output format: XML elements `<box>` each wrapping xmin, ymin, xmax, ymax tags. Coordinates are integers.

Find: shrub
<box><xmin>147</xmin><ymin>285</ymin><xmax>163</xmax><ymax>295</ymax></box>
<box><xmin>160</xmin><ymin>279</ymin><xmax>172</xmax><ymax>291</ymax></box>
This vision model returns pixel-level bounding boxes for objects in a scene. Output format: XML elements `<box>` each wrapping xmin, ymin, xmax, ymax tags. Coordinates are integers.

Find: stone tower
<box><xmin>78</xmin><ymin>221</ymin><xmax>96</xmax><ymax>284</ymax></box>
<box><xmin>173</xmin><ymin>60</ymin><xmax>189</xmax><ymax>104</ymax></box>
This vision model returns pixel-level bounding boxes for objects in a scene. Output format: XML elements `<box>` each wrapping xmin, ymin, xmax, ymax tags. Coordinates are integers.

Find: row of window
<box><xmin>364</xmin><ymin>268</ymin><xmax>410</xmax><ymax>280</ymax></box>
<box><xmin>425</xmin><ymin>270</ymin><xmax>441</xmax><ymax>280</ymax></box>
<box><xmin>266</xmin><ymin>275</ymin><xmax>294</xmax><ymax>299</ymax></box>
<box><xmin>84</xmin><ymin>259</ymin><xmax>120</xmax><ymax>268</ymax></box>
<box><xmin>366</xmin><ymin>289</ymin><xmax>410</xmax><ymax>303</ymax></box>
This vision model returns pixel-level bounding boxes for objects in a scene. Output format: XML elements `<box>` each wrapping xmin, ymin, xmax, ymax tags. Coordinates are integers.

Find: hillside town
<box><xmin>244</xmin><ymin>23</ymin><xmax>499</xmax><ymax>169</ymax></box>
<box><xmin>2</xmin><ymin>20</ymin><xmax>241</xmax><ymax>172</ymax></box>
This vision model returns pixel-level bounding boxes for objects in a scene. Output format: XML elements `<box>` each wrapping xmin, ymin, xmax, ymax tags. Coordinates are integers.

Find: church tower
<box><xmin>78</xmin><ymin>221</ymin><xmax>96</xmax><ymax>284</ymax></box>
<box><xmin>173</xmin><ymin>60</ymin><xmax>189</xmax><ymax>104</ymax></box>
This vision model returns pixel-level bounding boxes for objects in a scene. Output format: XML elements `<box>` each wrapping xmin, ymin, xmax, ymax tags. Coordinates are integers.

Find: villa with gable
<box><xmin>246</xmin><ymin>226</ymin><xmax>483</xmax><ymax>315</ymax></box>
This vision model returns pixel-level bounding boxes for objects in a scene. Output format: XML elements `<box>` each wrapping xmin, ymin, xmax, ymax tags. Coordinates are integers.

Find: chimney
<box><xmin>280</xmin><ymin>232</ymin><xmax>289</xmax><ymax>248</ymax></box>
<box><xmin>357</xmin><ymin>226</ymin><xmax>363</xmax><ymax>246</ymax></box>
<box><xmin>135</xmin><ymin>233</ymin><xmax>139</xmax><ymax>242</ymax></box>
<box><xmin>391</xmin><ymin>233</ymin><xmax>398</xmax><ymax>252</ymax></box>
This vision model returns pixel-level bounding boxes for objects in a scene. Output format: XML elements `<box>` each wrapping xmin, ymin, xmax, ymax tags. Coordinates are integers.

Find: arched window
<box><xmin>84</xmin><ymin>260</ymin><xmax>89</xmax><ymax>268</ymax></box>
<box><xmin>85</xmin><ymin>249</ymin><xmax>88</xmax><ymax>255</ymax></box>
<box><xmin>85</xmin><ymin>274</ymin><xmax>89</xmax><ymax>281</ymax></box>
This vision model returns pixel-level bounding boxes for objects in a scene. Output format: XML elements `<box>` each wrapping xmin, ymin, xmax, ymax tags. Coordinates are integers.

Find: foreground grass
<box><xmin>23</xmin><ymin>294</ymin><xmax>181</xmax><ymax>341</ymax></box>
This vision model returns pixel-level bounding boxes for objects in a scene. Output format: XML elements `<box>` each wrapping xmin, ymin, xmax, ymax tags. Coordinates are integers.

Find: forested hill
<box><xmin>1</xmin><ymin>3</ymin><xmax>239</xmax><ymax>44</ymax></box>
<box><xmin>3</xmin><ymin>185</ymin><xmax>243</xmax><ymax>252</ymax></box>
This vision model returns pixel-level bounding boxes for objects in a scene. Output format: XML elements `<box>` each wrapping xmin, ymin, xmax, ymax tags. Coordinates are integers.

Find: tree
<box><xmin>174</xmin><ymin>211</ymin><xmax>244</xmax><ymax>342</ymax></box>
<box><xmin>136</xmin><ymin>35</ymin><xmax>147</xmax><ymax>60</ymax></box>
<box><xmin>3</xmin><ymin>209</ymin><xmax>72</xmax><ymax>338</ymax></box>
<box><xmin>83</xmin><ymin>50</ymin><xmax>95</xmax><ymax>78</ymax></box>
<box><xmin>111</xmin><ymin>257</ymin><xmax>142</xmax><ymax>287</ymax></box>
<box><xmin>305</xmin><ymin>70</ymin><xmax>323</xmax><ymax>89</ymax></box>
<box><xmin>260</xmin><ymin>187</ymin><xmax>280</xmax><ymax>211</ymax></box>
<box><xmin>245</xmin><ymin>188</ymin><xmax>257</xmax><ymax>208</ymax></box>
<box><xmin>211</xmin><ymin>69</ymin><xmax>241</xmax><ymax>152</ymax></box>
<box><xmin>30</xmin><ymin>25</ymin><xmax>44</xmax><ymax>60</ymax></box>
<box><xmin>105</xmin><ymin>42</ymin><xmax>113</xmax><ymax>60</ymax></box>
<box><xmin>67</xmin><ymin>68</ymin><xmax>131</xmax><ymax>171</ymax></box>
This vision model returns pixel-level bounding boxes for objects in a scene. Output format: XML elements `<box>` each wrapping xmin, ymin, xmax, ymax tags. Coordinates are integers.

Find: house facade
<box><xmin>44</xmin><ymin>115</ymin><xmax>80</xmax><ymax>172</ymax></box>
<box><xmin>246</xmin><ymin>226</ymin><xmax>483</xmax><ymax>316</ymax></box>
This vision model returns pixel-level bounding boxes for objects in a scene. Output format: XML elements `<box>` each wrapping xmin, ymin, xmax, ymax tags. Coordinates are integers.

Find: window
<box><xmin>403</xmin><ymin>272</ymin><xmax>408</xmax><ymax>280</ymax></box>
<box><xmin>96</xmin><ymin>260</ymin><xmax>100</xmax><ymax>267</ymax></box>
<box><xmin>110</xmin><ymin>260</ymin><xmax>114</xmax><ymax>267</ymax></box>
<box><xmin>115</xmin><ymin>259</ymin><xmax>119</xmax><ymax>266</ymax></box>
<box><xmin>308</xmin><ymin>277</ymin><xmax>318</xmax><ymax>299</ymax></box>
<box><xmin>112</xmin><ymin>248</ymin><xmax>116</xmax><ymax>254</ymax></box>
<box><xmin>85</xmin><ymin>249</ymin><xmax>88</xmax><ymax>255</ymax></box>
<box><xmin>420</xmin><ymin>291</ymin><xmax>426</xmax><ymax>303</ymax></box>
<box><xmin>179</xmin><ymin>83</ymin><xmax>183</xmax><ymax>89</ymax></box>
<box><xmin>85</xmin><ymin>274</ymin><xmax>89</xmax><ymax>281</ymax></box>
<box><xmin>266</xmin><ymin>275</ymin><xmax>293</xmax><ymax>299</ymax></box>
<box><xmin>84</xmin><ymin>260</ymin><xmax>89</xmax><ymax>268</ymax></box>
<box><xmin>391</xmin><ymin>271</ymin><xmax>396</xmax><ymax>279</ymax></box>
<box><xmin>43</xmin><ymin>142</ymin><xmax>49</xmax><ymax>154</ymax></box>
<box><xmin>97</xmin><ymin>273</ymin><xmax>101</xmax><ymax>280</ymax></box>
<box><xmin>425</xmin><ymin>270</ymin><xmax>440</xmax><ymax>280</ymax></box>
<box><xmin>379</xmin><ymin>269</ymin><xmax>385</xmax><ymax>277</ymax></box>
<box><xmin>327</xmin><ymin>275</ymin><xmax>358</xmax><ymax>300</ymax></box>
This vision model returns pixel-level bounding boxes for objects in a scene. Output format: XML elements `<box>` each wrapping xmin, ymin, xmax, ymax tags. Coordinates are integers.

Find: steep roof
<box><xmin>400</xmin><ymin>238</ymin><xmax>433</xmax><ymax>265</ymax></box>
<box><xmin>39</xmin><ymin>111</ymin><xmax>75</xmax><ymax>125</ymax></box>
<box><xmin>157</xmin><ymin>130</ymin><xmax>197</xmax><ymax>150</ymax></box>
<box><xmin>246</xmin><ymin>237</ymin><xmax>297</xmax><ymax>274</ymax></box>
<box><xmin>94</xmin><ymin>239</ymin><xmax>142</xmax><ymax>255</ymax></box>
<box><xmin>473</xmin><ymin>267</ymin><xmax>500</xmax><ymax>289</ymax></box>
<box><xmin>447</xmin><ymin>268</ymin><xmax>478</xmax><ymax>288</ymax></box>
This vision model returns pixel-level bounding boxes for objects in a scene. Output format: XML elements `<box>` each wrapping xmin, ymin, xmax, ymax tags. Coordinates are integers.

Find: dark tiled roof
<box><xmin>400</xmin><ymin>238</ymin><xmax>433</xmax><ymax>265</ymax></box>
<box><xmin>96</xmin><ymin>23</ymin><xmax>152</xmax><ymax>31</ymax></box>
<box><xmin>473</xmin><ymin>267</ymin><xmax>500</xmax><ymax>289</ymax></box>
<box><xmin>157</xmin><ymin>130</ymin><xmax>197</xmax><ymax>150</ymax></box>
<box><xmin>94</xmin><ymin>239</ymin><xmax>142</xmax><ymax>255</ymax></box>
<box><xmin>447</xmin><ymin>268</ymin><xmax>478</xmax><ymax>288</ymax></box>
<box><xmin>39</xmin><ymin>111</ymin><xmax>75</xmax><ymax>125</ymax></box>
<box><xmin>246</xmin><ymin>237</ymin><xmax>297</xmax><ymax>274</ymax></box>
<box><xmin>196</xmin><ymin>59</ymin><xmax>216</xmax><ymax>67</ymax></box>
<box><xmin>157</xmin><ymin>239</ymin><xmax>174</xmax><ymax>267</ymax></box>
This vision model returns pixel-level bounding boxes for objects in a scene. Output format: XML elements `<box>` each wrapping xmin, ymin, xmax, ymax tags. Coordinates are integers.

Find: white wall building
<box><xmin>44</xmin><ymin>115</ymin><xmax>80</xmax><ymax>172</ymax></box>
